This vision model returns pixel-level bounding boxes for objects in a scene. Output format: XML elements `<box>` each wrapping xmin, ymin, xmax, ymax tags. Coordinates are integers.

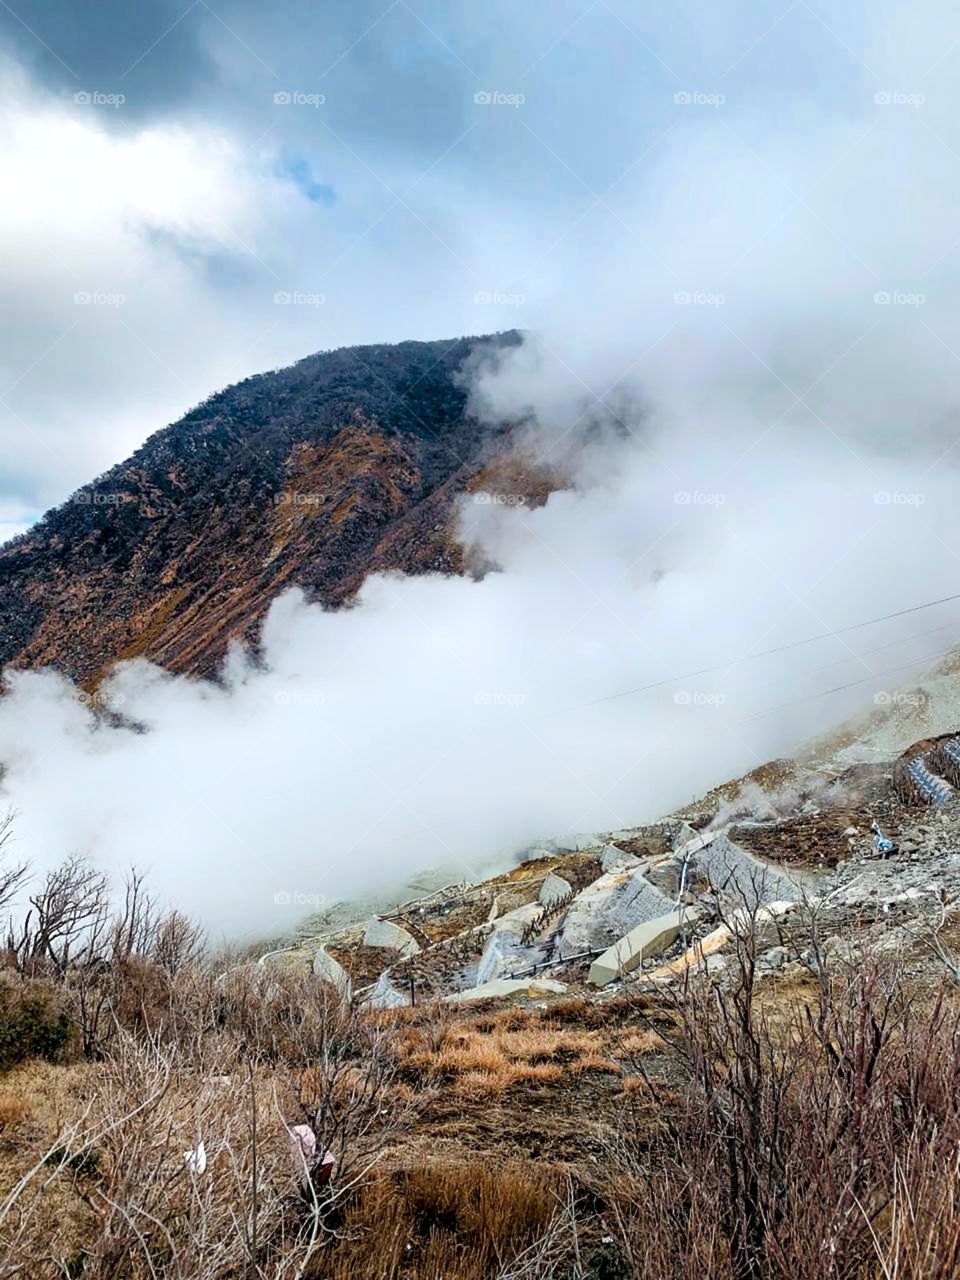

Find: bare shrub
<box><xmin>600</xmin><ymin>902</ymin><xmax>960</xmax><ymax>1280</ymax></box>
<box><xmin>0</xmin><ymin>811</ymin><xmax>26</xmax><ymax>923</ymax></box>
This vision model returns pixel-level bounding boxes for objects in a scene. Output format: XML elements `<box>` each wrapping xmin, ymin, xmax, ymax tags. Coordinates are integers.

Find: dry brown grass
<box><xmin>511</xmin><ymin>1062</ymin><xmax>564</xmax><ymax>1084</ymax></box>
<box><xmin>438</xmin><ymin>1041</ymin><xmax>510</xmax><ymax>1075</ymax></box>
<box><xmin>617</xmin><ymin>1075</ymin><xmax>651</xmax><ymax>1096</ymax></box>
<box><xmin>570</xmin><ymin>1054</ymin><xmax>621</xmax><ymax>1074</ymax></box>
<box><xmin>318</xmin><ymin>1161</ymin><xmax>567</xmax><ymax>1280</ymax></box>
<box><xmin>618</xmin><ymin>1028</ymin><xmax>662</xmax><ymax>1056</ymax></box>
<box><xmin>0</xmin><ymin>1094</ymin><xmax>29</xmax><ymax>1132</ymax></box>
<box><xmin>7</xmin><ymin>930</ymin><xmax>960</xmax><ymax>1279</ymax></box>
<box><xmin>399</xmin><ymin>1012</ymin><xmax>632</xmax><ymax>1099</ymax></box>
<box><xmin>0</xmin><ymin>1060</ymin><xmax>99</xmax><ymax>1268</ymax></box>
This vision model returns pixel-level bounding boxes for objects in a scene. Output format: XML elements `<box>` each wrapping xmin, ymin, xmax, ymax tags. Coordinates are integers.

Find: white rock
<box><xmin>553</xmin><ymin>833</ymin><xmax>602</xmax><ymax>852</ymax></box>
<box><xmin>588</xmin><ymin>910</ymin><xmax>694</xmax><ymax>986</ymax></box>
<box><xmin>362</xmin><ymin>918</ymin><xmax>420</xmax><ymax>956</ymax></box>
<box><xmin>559</xmin><ymin>865</ymin><xmax>673</xmax><ymax>955</ymax></box>
<box><xmin>445</xmin><ymin>977</ymin><xmax>568</xmax><ymax>1003</ymax></box>
<box><xmin>600</xmin><ymin>843</ymin><xmax>640</xmax><ymax>873</ymax></box>
<box><xmin>692</xmin><ymin>834</ymin><xmax>800</xmax><ymax>906</ymax></box>
<box><xmin>475</xmin><ymin>903</ymin><xmax>544</xmax><ymax>984</ymax></box>
<box><xmin>672</xmin><ymin>822</ymin><xmax>698</xmax><ymax>850</ymax></box>
<box><xmin>362</xmin><ymin>970</ymin><xmax>410</xmax><ymax>1009</ymax></box>
<box><xmin>517</xmin><ymin>844</ymin><xmax>557</xmax><ymax>861</ymax></box>
<box><xmin>539</xmin><ymin>872</ymin><xmax>573</xmax><ymax>906</ymax></box>
<box><xmin>312</xmin><ymin>946</ymin><xmax>352</xmax><ymax>1000</ymax></box>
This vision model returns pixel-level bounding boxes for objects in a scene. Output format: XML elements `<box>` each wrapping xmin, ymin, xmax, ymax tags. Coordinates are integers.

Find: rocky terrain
<box><xmin>257</xmin><ymin>727</ymin><xmax>960</xmax><ymax>1013</ymax></box>
<box><xmin>5</xmin><ymin>707</ymin><xmax>960</xmax><ymax>1277</ymax></box>
<box><xmin>0</xmin><ymin>331</ymin><xmax>561</xmax><ymax>684</ymax></box>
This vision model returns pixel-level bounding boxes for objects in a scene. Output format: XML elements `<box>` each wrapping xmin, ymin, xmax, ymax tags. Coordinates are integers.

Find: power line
<box><xmin>577</xmin><ymin>588</ymin><xmax>960</xmax><ymax>710</ymax></box>
<box><xmin>800</xmin><ymin>614</ymin><xmax>960</xmax><ymax>677</ymax></box>
<box><xmin>325</xmin><ymin>604</ymin><xmax>960</xmax><ymax>853</ymax></box>
<box><xmin>731</xmin><ymin>643</ymin><xmax>957</xmax><ymax>726</ymax></box>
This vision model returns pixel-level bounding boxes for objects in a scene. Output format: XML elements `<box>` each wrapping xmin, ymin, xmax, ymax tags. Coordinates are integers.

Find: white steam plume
<box><xmin>4</xmin><ymin>28</ymin><xmax>960</xmax><ymax>934</ymax></box>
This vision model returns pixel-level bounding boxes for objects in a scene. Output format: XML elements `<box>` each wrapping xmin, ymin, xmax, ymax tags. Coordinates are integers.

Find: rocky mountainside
<box><xmin>0</xmin><ymin>331</ymin><xmax>549</xmax><ymax>684</ymax></box>
<box><xmin>271</xmin><ymin>729</ymin><xmax>960</xmax><ymax>1010</ymax></box>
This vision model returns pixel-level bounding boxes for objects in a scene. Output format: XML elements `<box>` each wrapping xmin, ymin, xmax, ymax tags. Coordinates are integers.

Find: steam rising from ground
<box><xmin>5</xmin><ymin>42</ymin><xmax>960</xmax><ymax>933</ymax></box>
<box><xmin>1</xmin><ymin>433</ymin><xmax>958</xmax><ymax>935</ymax></box>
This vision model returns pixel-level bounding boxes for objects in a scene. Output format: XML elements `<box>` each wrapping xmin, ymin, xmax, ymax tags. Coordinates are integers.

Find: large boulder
<box><xmin>672</xmin><ymin>822</ymin><xmax>699</xmax><ymax>850</ymax></box>
<box><xmin>691</xmin><ymin>834</ymin><xmax>799</xmax><ymax>906</ymax></box>
<box><xmin>553</xmin><ymin>833</ymin><xmax>602</xmax><ymax>852</ymax></box>
<box><xmin>362</xmin><ymin>918</ymin><xmax>420</xmax><ymax>956</ymax></box>
<box><xmin>445</xmin><ymin>977</ymin><xmax>568</xmax><ymax>1003</ymax></box>
<box><xmin>539</xmin><ymin>872</ymin><xmax>573</xmax><ymax>906</ymax></box>
<box><xmin>643</xmin><ymin>855</ymin><xmax>687</xmax><ymax>896</ymax></box>
<box><xmin>558</xmin><ymin>865</ymin><xmax>673</xmax><ymax>956</ymax></box>
<box><xmin>362</xmin><ymin>970</ymin><xmax>410</xmax><ymax>1009</ymax></box>
<box><xmin>312</xmin><ymin>946</ymin><xmax>352</xmax><ymax>1000</ymax></box>
<box><xmin>600</xmin><ymin>843</ymin><xmax>640</xmax><ymax>873</ymax></box>
<box><xmin>474</xmin><ymin>903</ymin><xmax>547</xmax><ymax>984</ymax></box>
<box><xmin>588</xmin><ymin>909</ymin><xmax>694</xmax><ymax>986</ymax></box>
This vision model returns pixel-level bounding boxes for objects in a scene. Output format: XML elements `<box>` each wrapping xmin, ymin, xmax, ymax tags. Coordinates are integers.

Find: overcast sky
<box><xmin>2</xmin><ymin>0</ymin><xmax>959</xmax><ymax>539</ymax></box>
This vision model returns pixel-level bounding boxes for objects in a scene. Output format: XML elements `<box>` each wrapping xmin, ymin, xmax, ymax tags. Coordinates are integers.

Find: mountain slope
<box><xmin>0</xmin><ymin>332</ymin><xmax>539</xmax><ymax>683</ymax></box>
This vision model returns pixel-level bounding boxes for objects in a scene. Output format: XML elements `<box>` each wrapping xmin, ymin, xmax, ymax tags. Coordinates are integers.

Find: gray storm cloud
<box><xmin>3</xmin><ymin>0</ymin><xmax>960</xmax><ymax>933</ymax></box>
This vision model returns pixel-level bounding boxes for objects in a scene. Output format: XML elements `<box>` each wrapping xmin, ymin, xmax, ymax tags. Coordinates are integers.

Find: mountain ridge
<box><xmin>0</xmin><ymin>330</ymin><xmax>544</xmax><ymax>683</ymax></box>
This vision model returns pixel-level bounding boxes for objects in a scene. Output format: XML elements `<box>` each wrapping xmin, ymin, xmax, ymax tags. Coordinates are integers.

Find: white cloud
<box><xmin>4</xmin><ymin>1</ymin><xmax>960</xmax><ymax>937</ymax></box>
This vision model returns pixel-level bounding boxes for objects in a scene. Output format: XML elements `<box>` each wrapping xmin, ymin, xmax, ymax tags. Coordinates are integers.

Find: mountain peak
<box><xmin>0</xmin><ymin>331</ymin><xmax>532</xmax><ymax>683</ymax></box>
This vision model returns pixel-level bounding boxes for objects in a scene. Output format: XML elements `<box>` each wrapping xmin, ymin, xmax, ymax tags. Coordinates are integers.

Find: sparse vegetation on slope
<box><xmin>0</xmin><ymin>333</ymin><xmax>549</xmax><ymax>683</ymax></box>
<box><xmin>5</xmin><ymin>825</ymin><xmax>960</xmax><ymax>1277</ymax></box>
